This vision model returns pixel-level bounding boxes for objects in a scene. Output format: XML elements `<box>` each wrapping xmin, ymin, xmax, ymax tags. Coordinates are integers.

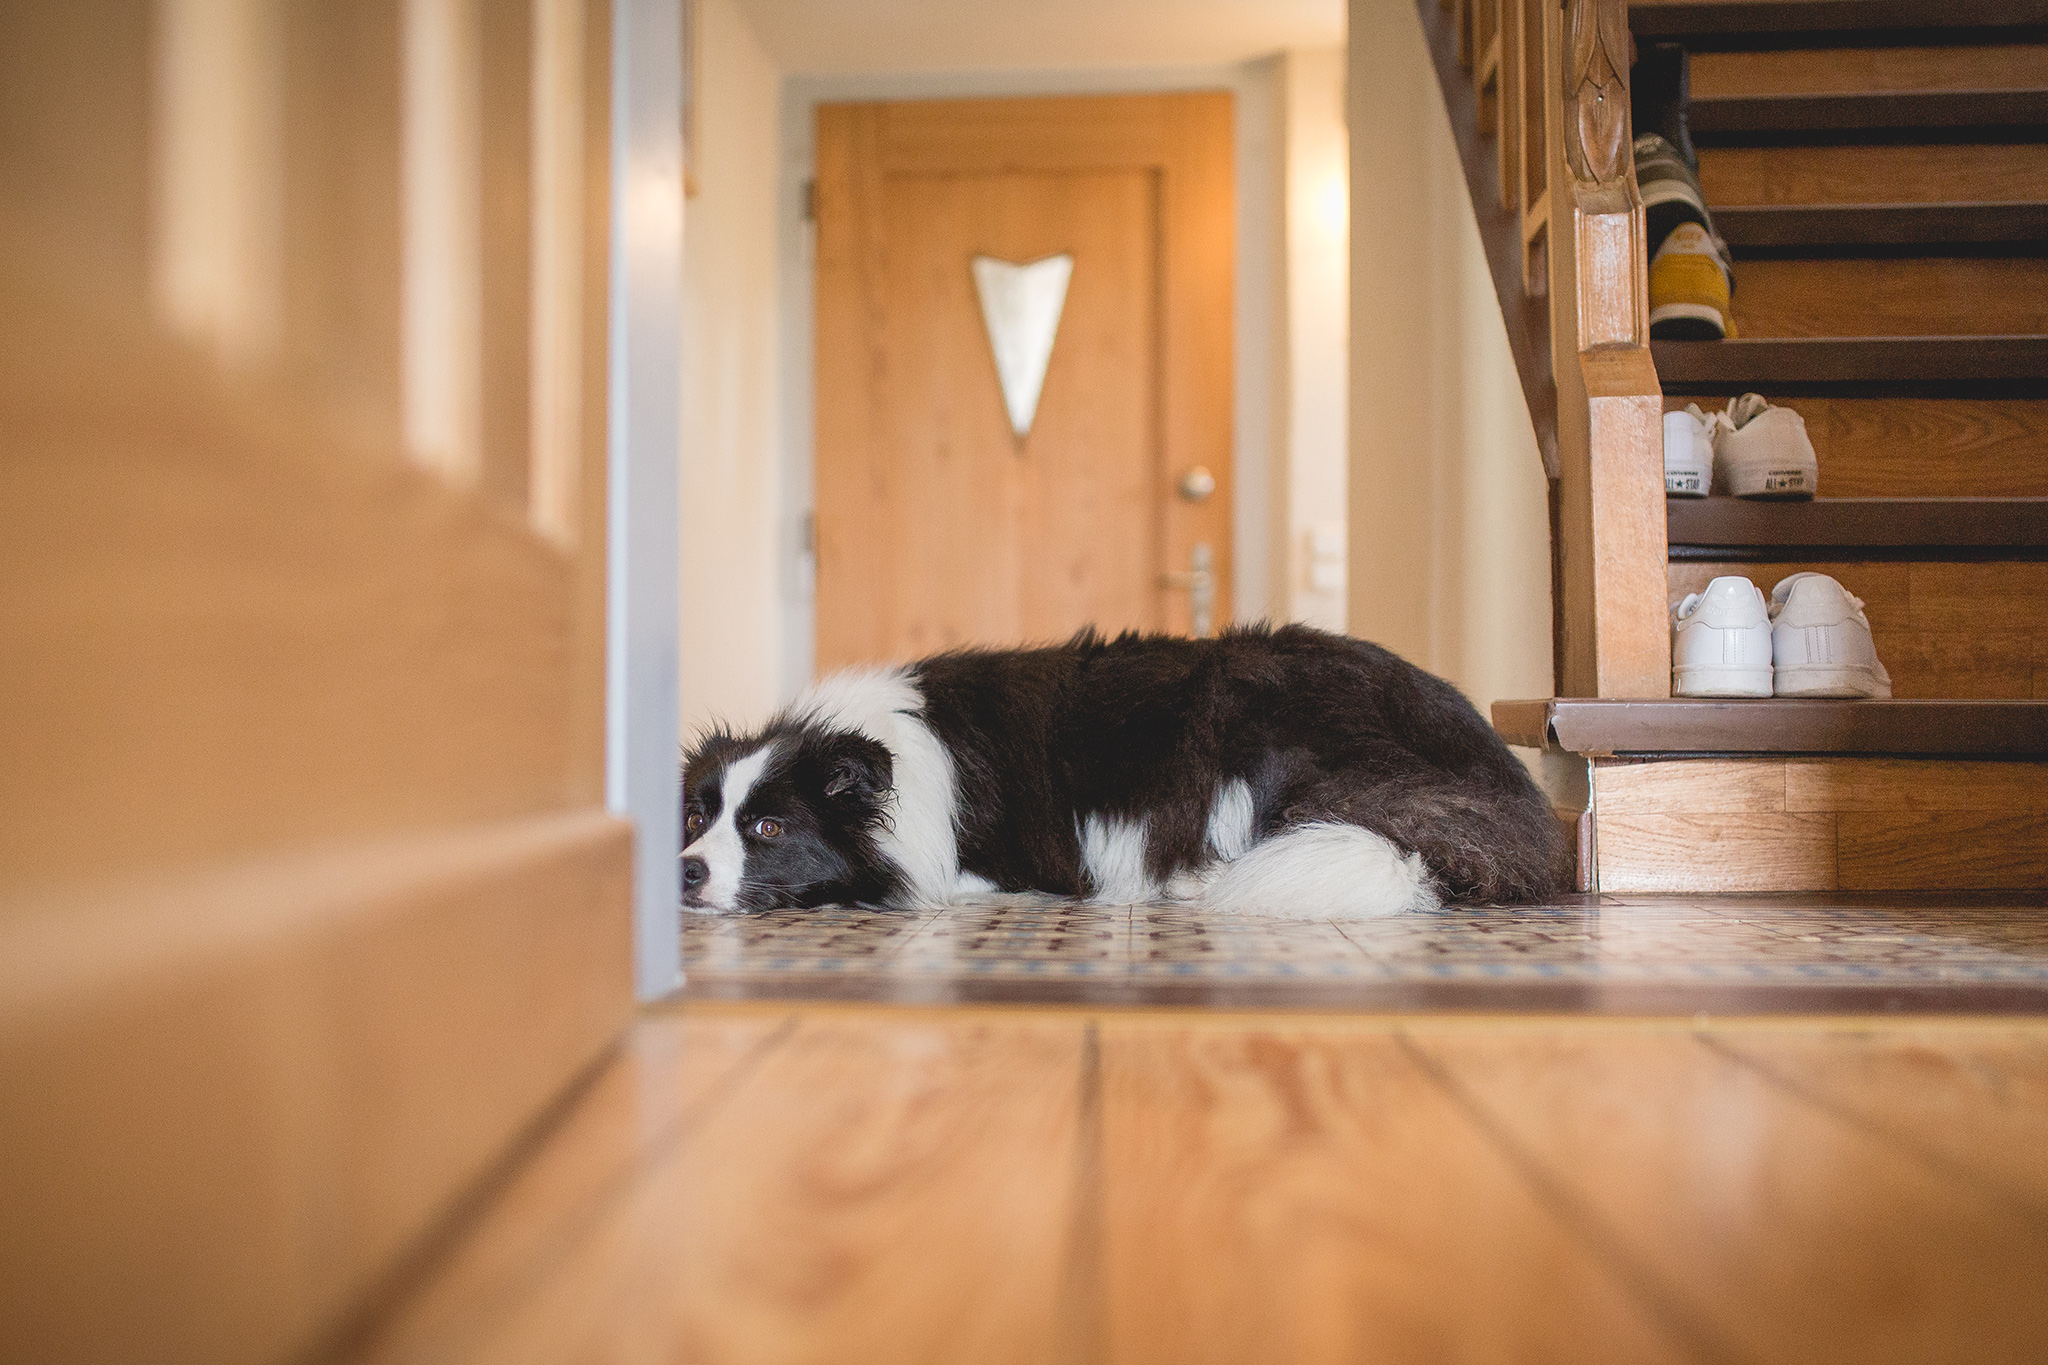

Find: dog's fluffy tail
<box><xmin>1167</xmin><ymin>821</ymin><xmax>1440</xmax><ymax>918</ymax></box>
<box><xmin>1289</xmin><ymin>775</ymin><xmax>1565</xmax><ymax>904</ymax></box>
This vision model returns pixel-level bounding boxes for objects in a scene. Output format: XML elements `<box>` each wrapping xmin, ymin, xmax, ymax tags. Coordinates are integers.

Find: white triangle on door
<box><xmin>970</xmin><ymin>253</ymin><xmax>1073</xmax><ymax>440</ymax></box>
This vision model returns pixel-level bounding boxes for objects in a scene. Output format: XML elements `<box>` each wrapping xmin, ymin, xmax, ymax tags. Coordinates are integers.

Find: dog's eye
<box><xmin>684</xmin><ymin>811</ymin><xmax>706</xmax><ymax>839</ymax></box>
<box><xmin>752</xmin><ymin>817</ymin><xmax>783</xmax><ymax>839</ymax></box>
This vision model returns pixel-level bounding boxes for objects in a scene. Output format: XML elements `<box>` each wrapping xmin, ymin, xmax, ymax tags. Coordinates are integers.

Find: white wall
<box><xmin>1279</xmin><ymin>46</ymin><xmax>1349</xmax><ymax>630</ymax></box>
<box><xmin>679</xmin><ymin>0</ymin><xmax>785</xmax><ymax>739</ymax></box>
<box><xmin>1346</xmin><ymin>0</ymin><xmax>1553</xmax><ymax>723</ymax></box>
<box><xmin>735</xmin><ymin>0</ymin><xmax>1342</xmax><ymax>73</ymax></box>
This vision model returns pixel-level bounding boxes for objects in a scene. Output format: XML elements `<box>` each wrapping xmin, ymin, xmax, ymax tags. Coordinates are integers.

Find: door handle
<box><xmin>1160</xmin><ymin>542</ymin><xmax>1216</xmax><ymax>639</ymax></box>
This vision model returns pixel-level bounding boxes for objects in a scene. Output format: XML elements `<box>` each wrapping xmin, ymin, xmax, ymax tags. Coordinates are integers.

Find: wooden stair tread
<box><xmin>1692</xmin><ymin>88</ymin><xmax>2048</xmax><ymax>140</ymax></box>
<box><xmin>1717</xmin><ymin>200</ymin><xmax>2048</xmax><ymax>249</ymax></box>
<box><xmin>1629</xmin><ymin>0</ymin><xmax>2048</xmax><ymax>43</ymax></box>
<box><xmin>1668</xmin><ymin>495</ymin><xmax>2048</xmax><ymax>557</ymax></box>
<box><xmin>1654</xmin><ymin>335</ymin><xmax>2048</xmax><ymax>396</ymax></box>
<box><xmin>1494</xmin><ymin>698</ymin><xmax>2048</xmax><ymax>756</ymax></box>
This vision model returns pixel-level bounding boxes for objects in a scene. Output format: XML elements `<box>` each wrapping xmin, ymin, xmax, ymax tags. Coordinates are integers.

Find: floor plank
<box><xmin>348</xmin><ymin>1006</ymin><xmax>2048</xmax><ymax>1364</ymax></box>
<box><xmin>445</xmin><ymin>1012</ymin><xmax>1090</xmax><ymax>1364</ymax></box>
<box><xmin>1701</xmin><ymin>1026</ymin><xmax>2048</xmax><ymax>1220</ymax></box>
<box><xmin>1408</xmin><ymin>1027</ymin><xmax>2048</xmax><ymax>1364</ymax></box>
<box><xmin>1097</xmin><ymin>1023</ymin><xmax>1695</xmax><ymax>1365</ymax></box>
<box><xmin>350</xmin><ymin>1010</ymin><xmax>797</xmax><ymax>1364</ymax></box>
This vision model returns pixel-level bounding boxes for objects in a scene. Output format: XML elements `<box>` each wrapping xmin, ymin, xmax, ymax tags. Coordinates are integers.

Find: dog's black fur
<box><xmin>682</xmin><ymin>623</ymin><xmax>1563</xmax><ymax>911</ymax></box>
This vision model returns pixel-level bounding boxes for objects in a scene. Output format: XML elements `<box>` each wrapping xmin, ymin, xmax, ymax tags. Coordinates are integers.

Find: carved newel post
<box><xmin>1557</xmin><ymin>0</ymin><xmax>1668</xmax><ymax>698</ymax></box>
<box><xmin>1562</xmin><ymin>0</ymin><xmax>1645</xmax><ymax>347</ymax></box>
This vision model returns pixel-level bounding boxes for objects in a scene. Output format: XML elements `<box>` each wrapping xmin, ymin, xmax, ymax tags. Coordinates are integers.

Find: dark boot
<box><xmin>1632</xmin><ymin>41</ymin><xmax>1696</xmax><ymax>174</ymax></box>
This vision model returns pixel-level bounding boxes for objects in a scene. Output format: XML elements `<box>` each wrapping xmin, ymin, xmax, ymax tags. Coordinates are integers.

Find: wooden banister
<box><xmin>1424</xmin><ymin>0</ymin><xmax>1671</xmax><ymax>699</ymax></box>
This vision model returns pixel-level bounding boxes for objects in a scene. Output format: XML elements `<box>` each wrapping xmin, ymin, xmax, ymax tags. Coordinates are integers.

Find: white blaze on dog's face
<box><xmin>681</xmin><ymin>743</ymin><xmax>774</xmax><ymax>911</ymax></box>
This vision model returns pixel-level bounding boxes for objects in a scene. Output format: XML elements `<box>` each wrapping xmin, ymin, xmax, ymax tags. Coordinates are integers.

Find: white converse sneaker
<box><xmin>1663</xmin><ymin>404</ymin><xmax>1716</xmax><ymax>496</ymax></box>
<box><xmin>1769</xmin><ymin>572</ymin><xmax>1893</xmax><ymax>698</ymax></box>
<box><xmin>1672</xmin><ymin>575</ymin><xmax>1774</xmax><ymax>698</ymax></box>
<box><xmin>1715</xmin><ymin>393</ymin><xmax>1816</xmax><ymax>499</ymax></box>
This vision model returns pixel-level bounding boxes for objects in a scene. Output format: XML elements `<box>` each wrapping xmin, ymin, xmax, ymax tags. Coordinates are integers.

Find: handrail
<box><xmin>1423</xmin><ymin>0</ymin><xmax>1670</xmax><ymax>698</ymax></box>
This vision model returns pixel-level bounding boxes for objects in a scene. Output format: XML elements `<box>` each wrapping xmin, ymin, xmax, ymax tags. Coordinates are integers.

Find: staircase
<box><xmin>1427</xmin><ymin>0</ymin><xmax>2048</xmax><ymax>891</ymax></box>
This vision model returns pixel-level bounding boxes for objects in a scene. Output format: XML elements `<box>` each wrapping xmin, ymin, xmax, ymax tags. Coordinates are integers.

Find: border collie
<box><xmin>681</xmin><ymin>624</ymin><xmax>1561</xmax><ymax>917</ymax></box>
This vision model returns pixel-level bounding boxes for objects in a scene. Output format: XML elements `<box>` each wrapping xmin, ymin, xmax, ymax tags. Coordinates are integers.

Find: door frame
<box><xmin>608</xmin><ymin>0</ymin><xmax>685</xmax><ymax>1001</ymax></box>
<box><xmin>775</xmin><ymin>61</ymin><xmax>1288</xmax><ymax>696</ymax></box>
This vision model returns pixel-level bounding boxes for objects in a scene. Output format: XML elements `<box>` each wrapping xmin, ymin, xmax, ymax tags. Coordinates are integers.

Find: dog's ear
<box><xmin>820</xmin><ymin>734</ymin><xmax>893</xmax><ymax>803</ymax></box>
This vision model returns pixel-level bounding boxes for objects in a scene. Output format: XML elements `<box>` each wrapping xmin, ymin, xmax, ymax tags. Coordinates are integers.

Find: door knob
<box><xmin>1178</xmin><ymin>465</ymin><xmax>1216</xmax><ymax>502</ymax></box>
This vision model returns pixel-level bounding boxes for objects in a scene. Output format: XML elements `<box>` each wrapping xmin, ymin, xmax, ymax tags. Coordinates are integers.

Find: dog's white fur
<box><xmin>788</xmin><ymin>667</ymin><xmax>961</xmax><ymax>905</ymax></box>
<box><xmin>1204</xmin><ymin>777</ymin><xmax>1257</xmax><ymax>860</ymax></box>
<box><xmin>1080</xmin><ymin>813</ymin><xmax>1157</xmax><ymax>904</ymax></box>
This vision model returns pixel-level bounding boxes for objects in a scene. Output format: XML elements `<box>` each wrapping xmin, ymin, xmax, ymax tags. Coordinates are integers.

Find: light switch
<box><xmin>1306</xmin><ymin>521</ymin><xmax>1345</xmax><ymax>594</ymax></box>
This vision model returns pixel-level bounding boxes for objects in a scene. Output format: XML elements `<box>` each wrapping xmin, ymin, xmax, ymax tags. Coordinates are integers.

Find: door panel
<box><xmin>815</xmin><ymin>93</ymin><xmax>1233</xmax><ymax>672</ymax></box>
<box><xmin>868</xmin><ymin>169</ymin><xmax>1160</xmax><ymax>657</ymax></box>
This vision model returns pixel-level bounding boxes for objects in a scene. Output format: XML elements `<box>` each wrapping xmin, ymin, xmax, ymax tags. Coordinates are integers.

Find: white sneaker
<box><xmin>1663</xmin><ymin>405</ymin><xmax>1715</xmax><ymax>497</ymax></box>
<box><xmin>1672</xmin><ymin>575</ymin><xmax>1774</xmax><ymax>698</ymax></box>
<box><xmin>1769</xmin><ymin>572</ymin><xmax>1892</xmax><ymax>698</ymax></box>
<box><xmin>1715</xmin><ymin>393</ymin><xmax>1816</xmax><ymax>499</ymax></box>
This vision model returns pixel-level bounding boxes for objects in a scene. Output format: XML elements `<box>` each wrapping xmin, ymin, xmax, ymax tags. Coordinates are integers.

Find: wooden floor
<box><xmin>345</xmin><ymin>1002</ymin><xmax>2048</xmax><ymax>1364</ymax></box>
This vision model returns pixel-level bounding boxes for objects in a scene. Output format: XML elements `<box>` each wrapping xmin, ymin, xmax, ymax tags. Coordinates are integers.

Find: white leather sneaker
<box><xmin>1715</xmin><ymin>393</ymin><xmax>1817</xmax><ymax>499</ymax></box>
<box><xmin>1663</xmin><ymin>404</ymin><xmax>1715</xmax><ymax>497</ymax></box>
<box><xmin>1672</xmin><ymin>575</ymin><xmax>1774</xmax><ymax>697</ymax></box>
<box><xmin>1769</xmin><ymin>572</ymin><xmax>1893</xmax><ymax>698</ymax></box>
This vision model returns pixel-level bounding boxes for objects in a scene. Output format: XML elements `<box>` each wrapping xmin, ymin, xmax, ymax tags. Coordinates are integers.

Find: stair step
<box><xmin>1717</xmin><ymin>201</ymin><xmax>2048</xmax><ymax>252</ymax></box>
<box><xmin>1582</xmin><ymin>754</ymin><xmax>2048</xmax><ymax>892</ymax></box>
<box><xmin>1667</xmin><ymin>496</ymin><xmax>2048</xmax><ymax>559</ymax></box>
<box><xmin>1494</xmin><ymin>698</ymin><xmax>2048</xmax><ymax>756</ymax></box>
<box><xmin>1691</xmin><ymin>88</ymin><xmax>2048</xmax><ymax>143</ymax></box>
<box><xmin>1630</xmin><ymin>0</ymin><xmax>2048</xmax><ymax>46</ymax></box>
<box><xmin>1653</xmin><ymin>336</ymin><xmax>2048</xmax><ymax>397</ymax></box>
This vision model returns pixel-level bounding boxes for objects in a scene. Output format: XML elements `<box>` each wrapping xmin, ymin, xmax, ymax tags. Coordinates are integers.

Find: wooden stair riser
<box><xmin>1691</xmin><ymin>44</ymin><xmax>2048</xmax><ymax>99</ymax></box>
<box><xmin>1700</xmin><ymin>143</ymin><xmax>2048</xmax><ymax>206</ymax></box>
<box><xmin>1591</xmin><ymin>757</ymin><xmax>2048</xmax><ymax>891</ymax></box>
<box><xmin>1670</xmin><ymin>560</ymin><xmax>2048</xmax><ymax>698</ymax></box>
<box><xmin>1722</xmin><ymin>258</ymin><xmax>2048</xmax><ymax>338</ymax></box>
<box><xmin>1661</xmin><ymin>396</ymin><xmax>2048</xmax><ymax>496</ymax></box>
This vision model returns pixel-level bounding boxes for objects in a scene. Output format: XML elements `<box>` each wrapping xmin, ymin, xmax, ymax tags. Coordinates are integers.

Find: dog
<box><xmin>681</xmin><ymin>623</ymin><xmax>1561</xmax><ymax>916</ymax></box>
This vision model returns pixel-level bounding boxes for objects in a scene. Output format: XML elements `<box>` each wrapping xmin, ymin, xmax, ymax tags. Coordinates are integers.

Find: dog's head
<box><xmin>680</xmin><ymin>723</ymin><xmax>898</xmax><ymax>912</ymax></box>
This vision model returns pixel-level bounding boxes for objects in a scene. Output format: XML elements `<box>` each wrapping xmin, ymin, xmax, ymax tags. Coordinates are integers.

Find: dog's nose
<box><xmin>682</xmin><ymin>856</ymin><xmax>708</xmax><ymax>891</ymax></box>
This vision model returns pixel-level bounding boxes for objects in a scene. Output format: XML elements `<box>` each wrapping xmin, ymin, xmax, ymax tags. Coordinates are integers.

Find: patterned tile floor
<box><xmin>680</xmin><ymin>894</ymin><xmax>2048</xmax><ymax>1013</ymax></box>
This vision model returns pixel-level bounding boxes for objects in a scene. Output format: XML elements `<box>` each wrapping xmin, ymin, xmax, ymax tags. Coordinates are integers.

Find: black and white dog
<box><xmin>681</xmin><ymin>624</ymin><xmax>1561</xmax><ymax>917</ymax></box>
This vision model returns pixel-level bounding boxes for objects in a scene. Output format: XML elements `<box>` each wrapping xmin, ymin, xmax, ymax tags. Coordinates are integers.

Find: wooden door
<box><xmin>814</xmin><ymin>93</ymin><xmax>1234</xmax><ymax>670</ymax></box>
<box><xmin>0</xmin><ymin>4</ymin><xmax>629</xmax><ymax>1363</ymax></box>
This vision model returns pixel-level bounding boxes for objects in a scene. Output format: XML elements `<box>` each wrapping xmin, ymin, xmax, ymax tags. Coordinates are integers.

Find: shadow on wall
<box><xmin>1345</xmin><ymin>0</ymin><xmax>1554</xmax><ymax>734</ymax></box>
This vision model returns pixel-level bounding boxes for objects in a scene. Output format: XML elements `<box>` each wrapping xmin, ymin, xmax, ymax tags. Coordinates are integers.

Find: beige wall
<box><xmin>1346</xmin><ymin>0</ymin><xmax>1553</xmax><ymax>721</ymax></box>
<box><xmin>680</xmin><ymin>0</ymin><xmax>785</xmax><ymax>739</ymax></box>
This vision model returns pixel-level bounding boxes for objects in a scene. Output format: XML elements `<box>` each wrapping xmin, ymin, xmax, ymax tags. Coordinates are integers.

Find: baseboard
<box><xmin>0</xmin><ymin>808</ymin><xmax>634</xmax><ymax>1365</ymax></box>
<box><xmin>1554</xmin><ymin>805</ymin><xmax>1594</xmax><ymax>893</ymax></box>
